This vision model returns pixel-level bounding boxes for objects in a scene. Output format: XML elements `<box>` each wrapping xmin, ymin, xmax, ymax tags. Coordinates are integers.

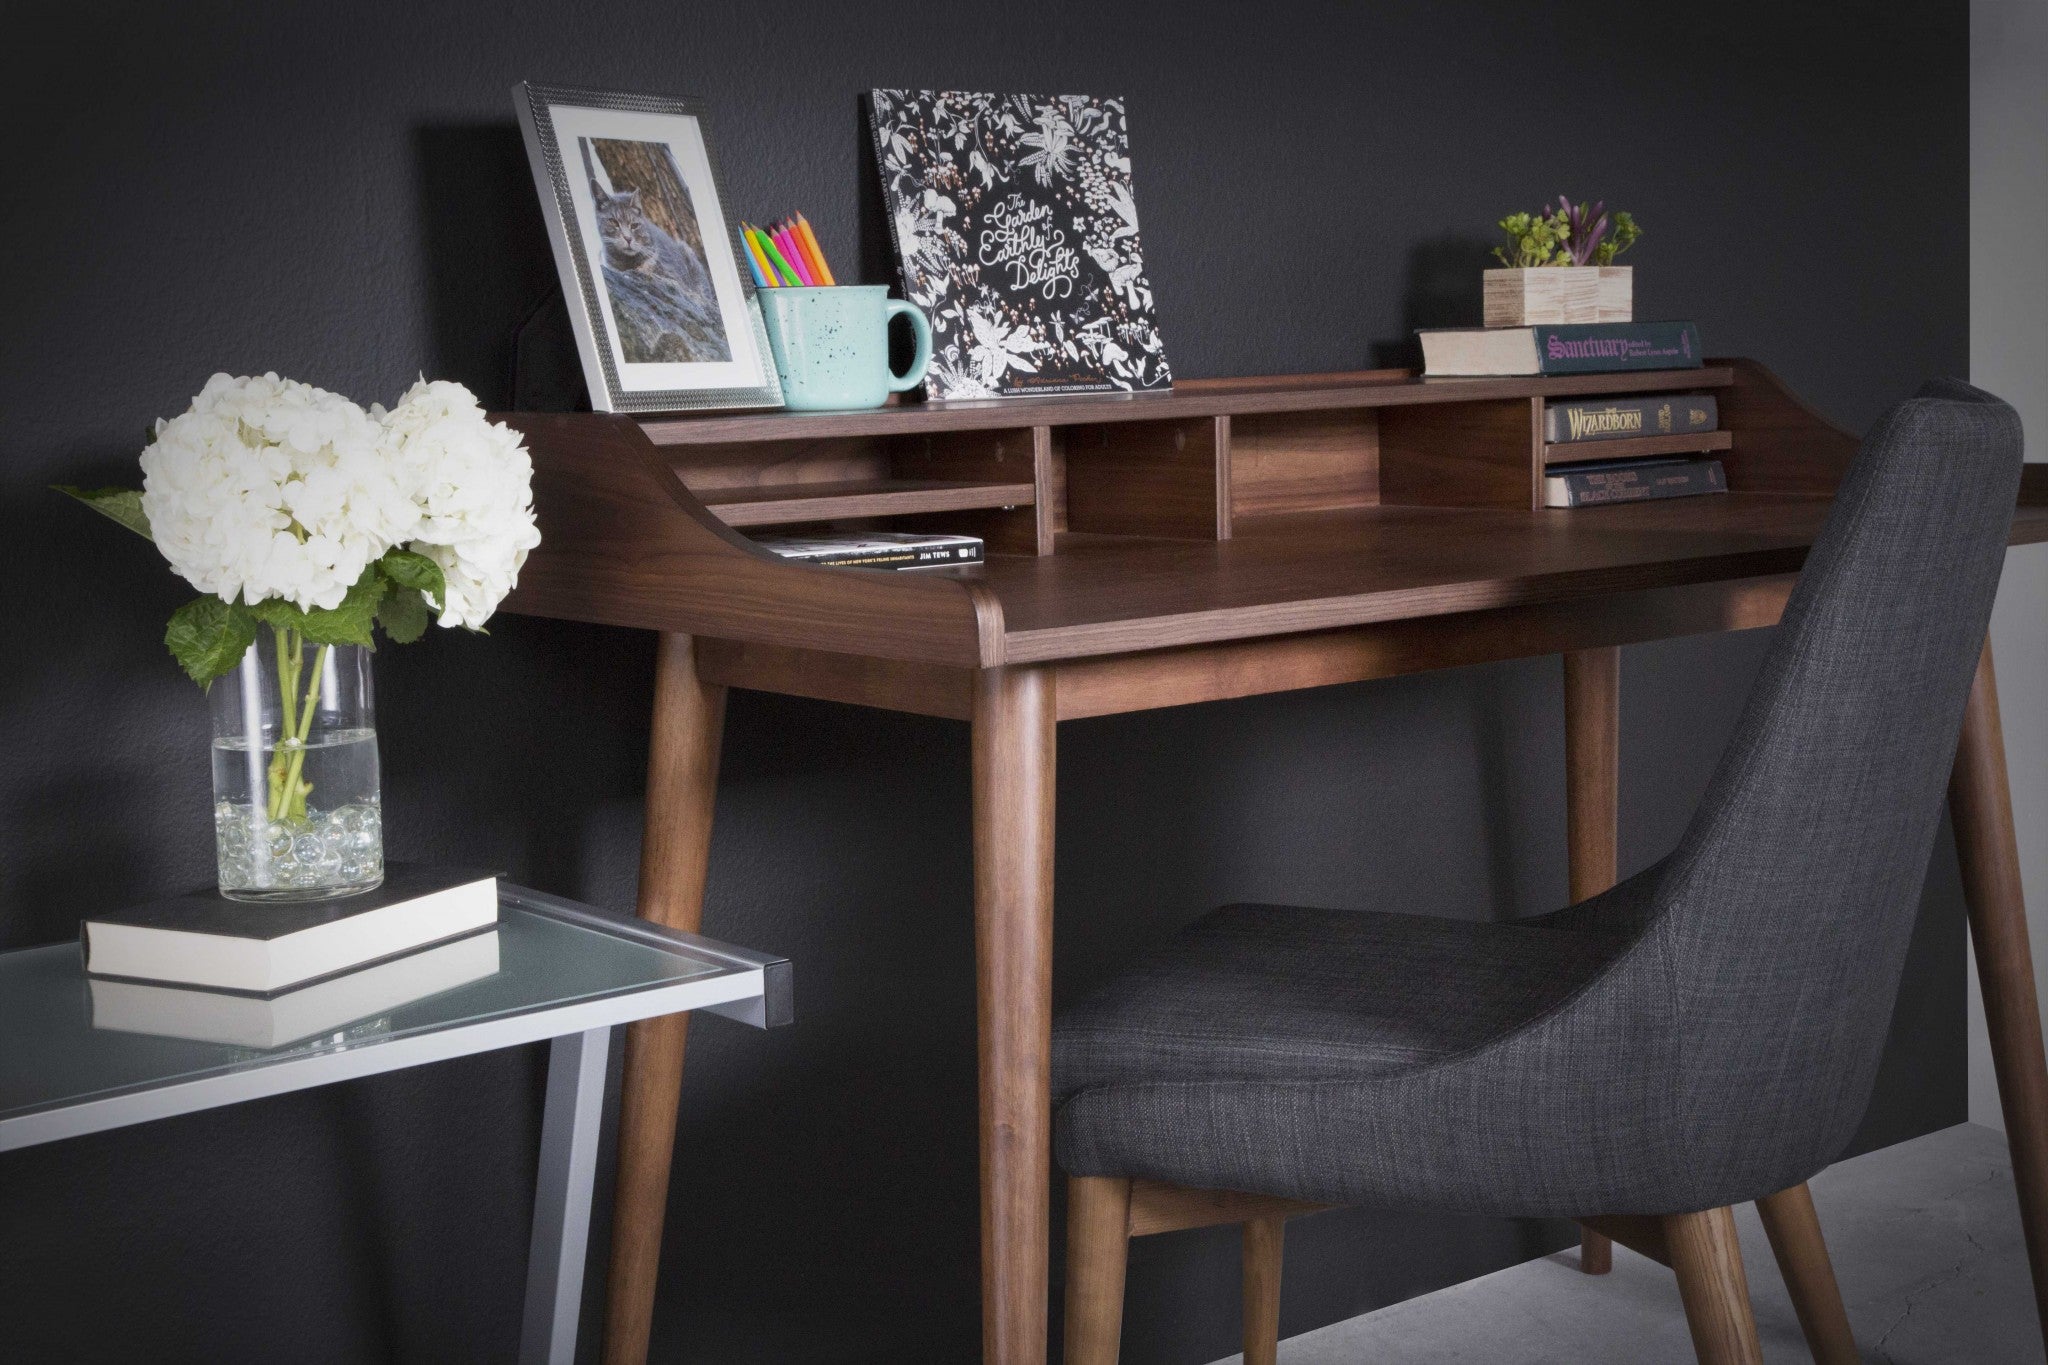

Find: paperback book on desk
<box><xmin>81</xmin><ymin>866</ymin><xmax>499</xmax><ymax>995</ymax></box>
<box><xmin>753</xmin><ymin>531</ymin><xmax>984</xmax><ymax>570</ymax></box>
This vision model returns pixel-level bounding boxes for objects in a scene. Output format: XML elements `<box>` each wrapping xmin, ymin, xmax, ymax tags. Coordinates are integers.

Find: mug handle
<box><xmin>886</xmin><ymin>299</ymin><xmax>933</xmax><ymax>393</ymax></box>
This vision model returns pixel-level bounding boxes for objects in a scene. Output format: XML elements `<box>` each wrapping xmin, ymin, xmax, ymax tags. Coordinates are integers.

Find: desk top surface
<box><xmin>943</xmin><ymin>494</ymin><xmax>2048</xmax><ymax>661</ymax></box>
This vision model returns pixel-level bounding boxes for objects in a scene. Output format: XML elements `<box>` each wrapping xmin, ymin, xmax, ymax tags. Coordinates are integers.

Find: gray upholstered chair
<box><xmin>1053</xmin><ymin>379</ymin><xmax>2024</xmax><ymax>1365</ymax></box>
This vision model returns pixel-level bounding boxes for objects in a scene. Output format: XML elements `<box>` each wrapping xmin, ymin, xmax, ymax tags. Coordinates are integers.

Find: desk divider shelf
<box><xmin>497</xmin><ymin>358</ymin><xmax>1873</xmax><ymax>669</ymax></box>
<box><xmin>645</xmin><ymin>363</ymin><xmax>1774</xmax><ymax>547</ymax></box>
<box><xmin>1543</xmin><ymin>430</ymin><xmax>1735</xmax><ymax>467</ymax></box>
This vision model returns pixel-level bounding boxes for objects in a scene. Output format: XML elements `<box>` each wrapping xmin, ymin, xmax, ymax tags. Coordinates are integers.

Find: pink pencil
<box><xmin>776</xmin><ymin>223</ymin><xmax>816</xmax><ymax>286</ymax></box>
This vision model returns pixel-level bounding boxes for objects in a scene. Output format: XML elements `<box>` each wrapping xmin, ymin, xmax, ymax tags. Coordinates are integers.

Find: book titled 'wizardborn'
<box><xmin>868</xmin><ymin>90</ymin><xmax>1172</xmax><ymax>399</ymax></box>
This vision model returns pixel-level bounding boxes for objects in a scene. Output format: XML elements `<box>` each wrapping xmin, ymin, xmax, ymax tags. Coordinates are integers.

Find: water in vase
<box><xmin>213</xmin><ymin>728</ymin><xmax>383</xmax><ymax>900</ymax></box>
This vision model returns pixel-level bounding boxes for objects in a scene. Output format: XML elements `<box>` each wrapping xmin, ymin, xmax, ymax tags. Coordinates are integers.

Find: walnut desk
<box><xmin>500</xmin><ymin>362</ymin><xmax>2048</xmax><ymax>1365</ymax></box>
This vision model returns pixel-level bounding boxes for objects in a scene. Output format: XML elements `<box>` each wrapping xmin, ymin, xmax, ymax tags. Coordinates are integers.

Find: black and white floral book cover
<box><xmin>868</xmin><ymin>91</ymin><xmax>1172</xmax><ymax>400</ymax></box>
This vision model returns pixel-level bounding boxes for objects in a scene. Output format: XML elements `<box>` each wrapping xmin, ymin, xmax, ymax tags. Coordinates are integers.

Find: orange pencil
<box><xmin>796</xmin><ymin>213</ymin><xmax>836</xmax><ymax>286</ymax></box>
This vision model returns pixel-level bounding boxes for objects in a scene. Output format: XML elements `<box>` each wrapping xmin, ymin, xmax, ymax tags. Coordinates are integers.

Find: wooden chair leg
<box><xmin>1665</xmin><ymin>1207</ymin><xmax>1764</xmax><ymax>1365</ymax></box>
<box><xmin>1564</xmin><ymin>646</ymin><xmax>1620</xmax><ymax>1276</ymax></box>
<box><xmin>1065</xmin><ymin>1176</ymin><xmax>1132</xmax><ymax>1365</ymax></box>
<box><xmin>1242</xmin><ymin>1214</ymin><xmax>1285</xmax><ymax>1365</ymax></box>
<box><xmin>1755</xmin><ymin>1184</ymin><xmax>1857</xmax><ymax>1365</ymax></box>
<box><xmin>1952</xmin><ymin>639</ymin><xmax>2048</xmax><ymax>1352</ymax></box>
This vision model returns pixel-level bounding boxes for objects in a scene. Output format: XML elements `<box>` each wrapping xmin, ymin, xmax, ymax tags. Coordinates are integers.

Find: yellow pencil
<box><xmin>796</xmin><ymin>213</ymin><xmax>836</xmax><ymax>286</ymax></box>
<box><xmin>741</xmin><ymin>224</ymin><xmax>778</xmax><ymax>287</ymax></box>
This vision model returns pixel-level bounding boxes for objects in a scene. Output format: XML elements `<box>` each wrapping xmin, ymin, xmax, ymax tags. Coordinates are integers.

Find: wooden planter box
<box><xmin>1484</xmin><ymin>266</ymin><xmax>1632</xmax><ymax>327</ymax></box>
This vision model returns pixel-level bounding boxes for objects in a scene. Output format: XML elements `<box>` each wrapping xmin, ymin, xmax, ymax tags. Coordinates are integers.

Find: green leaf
<box><xmin>375</xmin><ymin>584</ymin><xmax>432</xmax><ymax>644</ymax></box>
<box><xmin>247</xmin><ymin>597</ymin><xmax>310</xmax><ymax>635</ymax></box>
<box><xmin>300</xmin><ymin>568</ymin><xmax>386</xmax><ymax>648</ymax></box>
<box><xmin>54</xmin><ymin>485</ymin><xmax>152</xmax><ymax>540</ymax></box>
<box><xmin>246</xmin><ymin>567</ymin><xmax>386</xmax><ymax>648</ymax></box>
<box><xmin>377</xmin><ymin>547</ymin><xmax>446</xmax><ymax>605</ymax></box>
<box><xmin>165</xmin><ymin>596</ymin><xmax>257</xmax><ymax>687</ymax></box>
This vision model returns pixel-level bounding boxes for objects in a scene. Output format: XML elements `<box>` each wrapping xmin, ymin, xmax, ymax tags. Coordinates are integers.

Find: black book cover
<box><xmin>868</xmin><ymin>90</ymin><xmax>1172</xmax><ymax>399</ymax></box>
<box><xmin>83</xmin><ymin>865</ymin><xmax>495</xmax><ymax>943</ymax></box>
<box><xmin>1544</xmin><ymin>394</ymin><xmax>1720</xmax><ymax>443</ymax></box>
<box><xmin>1546</xmin><ymin>457</ymin><xmax>1727</xmax><ymax>507</ymax></box>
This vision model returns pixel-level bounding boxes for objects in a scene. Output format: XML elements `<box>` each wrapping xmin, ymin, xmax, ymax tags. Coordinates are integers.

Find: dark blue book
<box><xmin>1421</xmin><ymin>321</ymin><xmax>1704</xmax><ymax>376</ymax></box>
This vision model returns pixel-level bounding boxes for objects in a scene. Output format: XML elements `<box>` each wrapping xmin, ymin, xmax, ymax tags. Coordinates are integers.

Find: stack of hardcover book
<box><xmin>1418</xmin><ymin>318</ymin><xmax>1727</xmax><ymax>509</ymax></box>
<box><xmin>81</xmin><ymin>867</ymin><xmax>500</xmax><ymax>1048</ymax></box>
<box><xmin>1539</xmin><ymin>393</ymin><xmax>1727</xmax><ymax>508</ymax></box>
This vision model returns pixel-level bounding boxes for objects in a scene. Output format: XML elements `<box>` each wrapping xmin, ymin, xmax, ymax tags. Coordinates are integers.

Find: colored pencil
<box><xmin>788</xmin><ymin>217</ymin><xmax>828</xmax><ymax>285</ymax></box>
<box><xmin>755</xmin><ymin>227</ymin><xmax>804</xmax><ymax>287</ymax></box>
<box><xmin>738</xmin><ymin>225</ymin><xmax>772</xmax><ymax>288</ymax></box>
<box><xmin>778</xmin><ymin>218</ymin><xmax>814</xmax><ymax>282</ymax></box>
<box><xmin>775</xmin><ymin>224</ymin><xmax>816</xmax><ymax>286</ymax></box>
<box><xmin>745</xmin><ymin>226</ymin><xmax>779</xmax><ymax>285</ymax></box>
<box><xmin>796</xmin><ymin>214</ymin><xmax>836</xmax><ymax>286</ymax></box>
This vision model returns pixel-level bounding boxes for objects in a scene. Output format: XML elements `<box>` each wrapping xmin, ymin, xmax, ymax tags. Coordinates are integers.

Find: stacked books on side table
<box><xmin>81</xmin><ymin>866</ymin><xmax>500</xmax><ymax>1048</ymax></box>
<box><xmin>1419</xmin><ymin>319</ymin><xmax>1728</xmax><ymax>510</ymax></box>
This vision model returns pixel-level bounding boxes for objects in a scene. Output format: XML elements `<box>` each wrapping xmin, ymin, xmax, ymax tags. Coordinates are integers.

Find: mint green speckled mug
<box><xmin>758</xmin><ymin>286</ymin><xmax>932</xmax><ymax>411</ymax></box>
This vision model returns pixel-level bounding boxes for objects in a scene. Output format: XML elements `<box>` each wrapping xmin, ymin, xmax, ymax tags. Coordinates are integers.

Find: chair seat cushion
<box><xmin>1051</xmin><ymin>901</ymin><xmax>1671</xmax><ymax>1210</ymax></box>
<box><xmin>1055</xmin><ymin>903</ymin><xmax>1628</xmax><ymax>1099</ymax></box>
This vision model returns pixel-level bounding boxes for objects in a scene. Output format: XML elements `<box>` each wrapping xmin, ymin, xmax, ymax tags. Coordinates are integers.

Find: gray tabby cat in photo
<box><xmin>589</xmin><ymin>161</ymin><xmax>731</xmax><ymax>365</ymax></box>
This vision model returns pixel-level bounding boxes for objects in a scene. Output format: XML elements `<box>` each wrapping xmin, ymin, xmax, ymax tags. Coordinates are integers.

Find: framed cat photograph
<box><xmin>515</xmin><ymin>83</ymin><xmax>781</xmax><ymax>413</ymax></box>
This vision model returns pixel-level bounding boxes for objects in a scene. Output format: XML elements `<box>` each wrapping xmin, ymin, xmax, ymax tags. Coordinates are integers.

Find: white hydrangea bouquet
<box><xmin>63</xmin><ymin>372</ymin><xmax>539</xmax><ymax>898</ymax></box>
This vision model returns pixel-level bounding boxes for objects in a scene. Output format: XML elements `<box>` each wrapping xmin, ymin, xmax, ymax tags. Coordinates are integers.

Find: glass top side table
<box><xmin>0</xmin><ymin>884</ymin><xmax>791</xmax><ymax>1365</ymax></box>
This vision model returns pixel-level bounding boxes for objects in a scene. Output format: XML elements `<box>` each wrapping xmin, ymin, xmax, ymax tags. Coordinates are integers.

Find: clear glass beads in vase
<box><xmin>211</xmin><ymin>625</ymin><xmax>383</xmax><ymax>901</ymax></box>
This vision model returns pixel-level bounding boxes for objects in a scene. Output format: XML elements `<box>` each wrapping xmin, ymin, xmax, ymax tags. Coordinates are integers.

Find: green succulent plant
<box><xmin>1494</xmin><ymin>199</ymin><xmax>1641</xmax><ymax>268</ymax></box>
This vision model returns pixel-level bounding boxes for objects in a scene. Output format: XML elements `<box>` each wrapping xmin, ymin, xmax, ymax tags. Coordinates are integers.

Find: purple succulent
<box><xmin>1556</xmin><ymin>197</ymin><xmax>1611</xmax><ymax>267</ymax></box>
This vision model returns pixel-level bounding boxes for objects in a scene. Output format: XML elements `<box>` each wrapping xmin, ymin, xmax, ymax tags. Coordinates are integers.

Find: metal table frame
<box><xmin>0</xmin><ymin>885</ymin><xmax>792</xmax><ymax>1365</ymax></box>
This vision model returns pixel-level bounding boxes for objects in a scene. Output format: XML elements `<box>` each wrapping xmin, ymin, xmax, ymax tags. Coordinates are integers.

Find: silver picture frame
<box><xmin>514</xmin><ymin>82</ymin><xmax>783</xmax><ymax>414</ymax></box>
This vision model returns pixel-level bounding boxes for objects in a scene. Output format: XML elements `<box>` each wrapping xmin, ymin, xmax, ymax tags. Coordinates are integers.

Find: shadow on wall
<box><xmin>1369</xmin><ymin>235</ymin><xmax>1495</xmax><ymax>369</ymax></box>
<box><xmin>0</xmin><ymin>478</ymin><xmax>208</xmax><ymax>948</ymax></box>
<box><xmin>411</xmin><ymin>123</ymin><xmax>560</xmax><ymax>409</ymax></box>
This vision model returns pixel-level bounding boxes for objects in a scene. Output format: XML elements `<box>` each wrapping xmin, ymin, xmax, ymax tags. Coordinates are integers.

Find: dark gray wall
<box><xmin>0</xmin><ymin>2</ymin><xmax>1970</xmax><ymax>1361</ymax></box>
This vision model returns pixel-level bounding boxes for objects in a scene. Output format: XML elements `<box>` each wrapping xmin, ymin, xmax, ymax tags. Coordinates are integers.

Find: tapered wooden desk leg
<box><xmin>602</xmin><ymin>634</ymin><xmax>727</xmax><ymax>1365</ymax></box>
<box><xmin>973</xmin><ymin>667</ymin><xmax>1057</xmax><ymax>1365</ymax></box>
<box><xmin>1950</xmin><ymin>639</ymin><xmax>2048</xmax><ymax>1351</ymax></box>
<box><xmin>1564</xmin><ymin>646</ymin><xmax>1620</xmax><ymax>1277</ymax></box>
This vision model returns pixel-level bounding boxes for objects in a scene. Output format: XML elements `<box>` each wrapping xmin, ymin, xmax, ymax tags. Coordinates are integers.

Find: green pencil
<box><xmin>753</xmin><ymin>227</ymin><xmax>805</xmax><ymax>287</ymax></box>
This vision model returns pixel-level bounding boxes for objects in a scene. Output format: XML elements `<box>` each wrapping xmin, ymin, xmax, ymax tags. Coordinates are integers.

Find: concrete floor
<box><xmin>1207</xmin><ymin>1123</ymin><xmax>2035</xmax><ymax>1364</ymax></box>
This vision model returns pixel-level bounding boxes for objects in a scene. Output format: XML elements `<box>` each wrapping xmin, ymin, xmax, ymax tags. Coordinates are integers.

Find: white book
<box><xmin>82</xmin><ymin>866</ymin><xmax>499</xmax><ymax>995</ymax></box>
<box><xmin>89</xmin><ymin>929</ymin><xmax>503</xmax><ymax>1049</ymax></box>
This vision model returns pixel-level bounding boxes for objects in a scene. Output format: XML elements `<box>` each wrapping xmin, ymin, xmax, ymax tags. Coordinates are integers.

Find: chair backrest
<box><xmin>1654</xmin><ymin>379</ymin><xmax>2022</xmax><ymax>1185</ymax></box>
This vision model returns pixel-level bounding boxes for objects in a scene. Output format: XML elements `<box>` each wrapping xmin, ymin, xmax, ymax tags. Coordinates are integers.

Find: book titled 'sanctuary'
<box><xmin>868</xmin><ymin>90</ymin><xmax>1172</xmax><ymax>399</ymax></box>
<box><xmin>1421</xmin><ymin>321</ymin><xmax>1703</xmax><ymax>377</ymax></box>
<box><xmin>81</xmin><ymin>866</ymin><xmax>499</xmax><ymax>995</ymax></box>
<box><xmin>1544</xmin><ymin>394</ymin><xmax>1719</xmax><ymax>444</ymax></box>
<box><xmin>1544</xmin><ymin>456</ymin><xmax>1727</xmax><ymax>508</ymax></box>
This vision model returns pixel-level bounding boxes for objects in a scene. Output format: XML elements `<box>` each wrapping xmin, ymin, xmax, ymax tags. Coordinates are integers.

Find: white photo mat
<box><xmin>515</xmin><ymin>83</ymin><xmax>782</xmax><ymax>413</ymax></box>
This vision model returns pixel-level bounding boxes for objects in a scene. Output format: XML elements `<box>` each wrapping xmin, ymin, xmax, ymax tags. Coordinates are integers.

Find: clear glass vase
<box><xmin>211</xmin><ymin>625</ymin><xmax>383</xmax><ymax>901</ymax></box>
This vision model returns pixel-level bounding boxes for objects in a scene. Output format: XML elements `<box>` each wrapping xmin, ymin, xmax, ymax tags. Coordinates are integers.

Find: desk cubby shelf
<box><xmin>625</xmin><ymin>362</ymin><xmax>1798</xmax><ymax>546</ymax></box>
<box><xmin>504</xmin><ymin>358</ymin><xmax>2018</xmax><ymax>671</ymax></box>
